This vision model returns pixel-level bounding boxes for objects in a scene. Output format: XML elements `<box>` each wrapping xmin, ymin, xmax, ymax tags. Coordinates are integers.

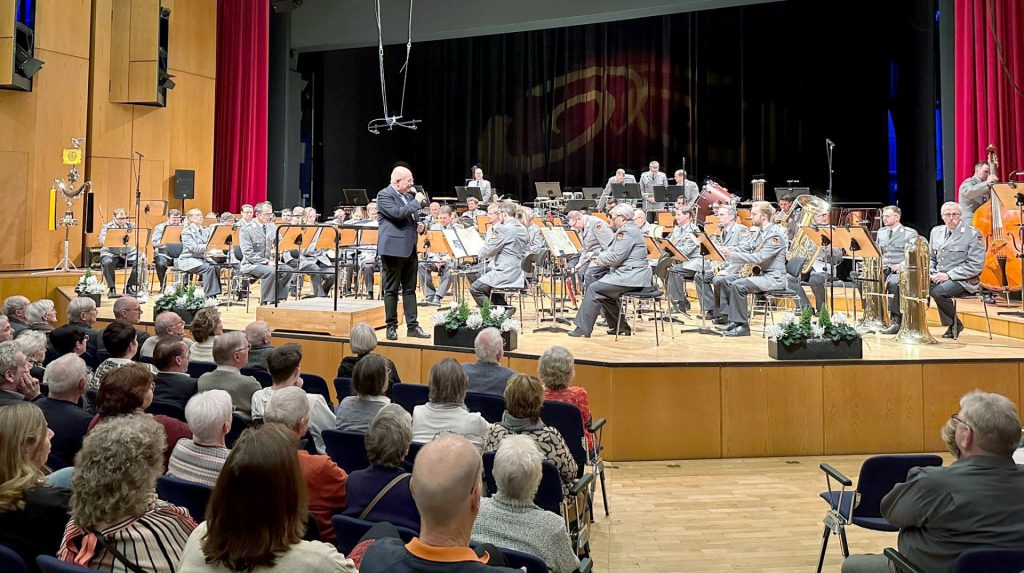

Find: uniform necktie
<box><xmin>945</xmin><ymin>228</ymin><xmax>951</xmax><ymax>240</ymax></box>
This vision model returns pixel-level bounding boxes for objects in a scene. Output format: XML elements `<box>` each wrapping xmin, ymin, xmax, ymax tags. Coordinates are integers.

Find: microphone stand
<box><xmin>131</xmin><ymin>152</ymin><xmax>144</xmax><ymax>299</ymax></box>
<box><xmin>825</xmin><ymin>139</ymin><xmax>836</xmax><ymax>312</ymax></box>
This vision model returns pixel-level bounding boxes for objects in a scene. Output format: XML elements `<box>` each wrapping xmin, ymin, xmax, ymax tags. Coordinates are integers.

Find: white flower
<box><xmin>811</xmin><ymin>324</ymin><xmax>826</xmax><ymax>338</ymax></box>
<box><xmin>764</xmin><ymin>324</ymin><xmax>784</xmax><ymax>341</ymax></box>
<box><xmin>449</xmin><ymin>301</ymin><xmax>458</xmax><ymax>311</ymax></box>
<box><xmin>466</xmin><ymin>313</ymin><xmax>483</xmax><ymax>329</ymax></box>
<box><xmin>500</xmin><ymin>318</ymin><xmax>522</xmax><ymax>333</ymax></box>
<box><xmin>192</xmin><ymin>286</ymin><xmax>205</xmax><ymax>299</ymax></box>
<box><xmin>779</xmin><ymin>312</ymin><xmax>798</xmax><ymax>326</ymax></box>
<box><xmin>203</xmin><ymin>297</ymin><xmax>219</xmax><ymax>308</ymax></box>
<box><xmin>164</xmin><ymin>285</ymin><xmax>176</xmax><ymax>296</ymax></box>
<box><xmin>175</xmin><ymin>295</ymin><xmax>188</xmax><ymax>307</ymax></box>
<box><xmin>832</xmin><ymin>312</ymin><xmax>848</xmax><ymax>325</ymax></box>
<box><xmin>431</xmin><ymin>311</ymin><xmax>449</xmax><ymax>325</ymax></box>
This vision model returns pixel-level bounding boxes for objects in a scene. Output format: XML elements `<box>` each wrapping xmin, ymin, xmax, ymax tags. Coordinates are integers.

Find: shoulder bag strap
<box><xmin>90</xmin><ymin>529</ymin><xmax>147</xmax><ymax>573</ymax></box>
<box><xmin>358</xmin><ymin>472</ymin><xmax>411</xmax><ymax>521</ymax></box>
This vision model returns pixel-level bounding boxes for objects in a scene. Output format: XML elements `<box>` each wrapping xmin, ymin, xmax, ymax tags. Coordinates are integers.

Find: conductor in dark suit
<box><xmin>377</xmin><ymin>165</ymin><xmax>431</xmax><ymax>341</ymax></box>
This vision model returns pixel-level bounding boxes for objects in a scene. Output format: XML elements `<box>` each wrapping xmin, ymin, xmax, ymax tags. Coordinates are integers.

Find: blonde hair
<box><xmin>504</xmin><ymin>373</ymin><xmax>544</xmax><ymax>421</ymax></box>
<box><xmin>191</xmin><ymin>307</ymin><xmax>222</xmax><ymax>343</ymax></box>
<box><xmin>0</xmin><ymin>404</ymin><xmax>49</xmax><ymax>511</ymax></box>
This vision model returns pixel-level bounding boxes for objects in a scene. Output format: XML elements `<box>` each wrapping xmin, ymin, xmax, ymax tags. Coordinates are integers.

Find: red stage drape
<box><xmin>213</xmin><ymin>0</ymin><xmax>268</xmax><ymax>212</ymax></box>
<box><xmin>955</xmin><ymin>0</ymin><xmax>1024</xmax><ymax>190</ymax></box>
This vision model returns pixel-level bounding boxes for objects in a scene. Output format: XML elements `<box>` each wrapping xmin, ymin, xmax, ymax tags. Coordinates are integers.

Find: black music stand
<box><xmin>565</xmin><ymin>199</ymin><xmax>596</xmax><ymax>212</ymax></box>
<box><xmin>342</xmin><ymin>189</ymin><xmax>369</xmax><ymax>206</ymax></box>
<box><xmin>692</xmin><ymin>232</ymin><xmax>724</xmax><ymax>336</ymax></box>
<box><xmin>534</xmin><ymin>227</ymin><xmax>579</xmax><ymax>333</ymax></box>
<box><xmin>653</xmin><ymin>186</ymin><xmax>673</xmax><ymax>204</ymax></box>
<box><xmin>455</xmin><ymin>186</ymin><xmax>483</xmax><ymax>202</ymax></box>
<box><xmin>581</xmin><ymin>187</ymin><xmax>604</xmax><ymax>201</ymax></box>
<box><xmin>102</xmin><ymin>228</ymin><xmax>150</xmax><ymax>297</ymax></box>
<box><xmin>534</xmin><ymin>182</ymin><xmax>561</xmax><ymax>199</ymax></box>
<box><xmin>611</xmin><ymin>182</ymin><xmax>642</xmax><ymax>202</ymax></box>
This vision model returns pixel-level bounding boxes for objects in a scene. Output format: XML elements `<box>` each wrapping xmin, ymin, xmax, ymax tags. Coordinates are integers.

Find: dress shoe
<box><xmin>942</xmin><ymin>321</ymin><xmax>964</xmax><ymax>339</ymax></box>
<box><xmin>407</xmin><ymin>326</ymin><xmax>431</xmax><ymax>338</ymax></box>
<box><xmin>427</xmin><ymin>298</ymin><xmax>442</xmax><ymax>307</ymax></box>
<box><xmin>567</xmin><ymin>329</ymin><xmax>590</xmax><ymax>338</ymax></box>
<box><xmin>417</xmin><ymin>301</ymin><xmax>430</xmax><ymax>307</ymax></box>
<box><xmin>700</xmin><ymin>312</ymin><xmax>716</xmax><ymax>320</ymax></box>
<box><xmin>606</xmin><ymin>328</ymin><xmax>632</xmax><ymax>336</ymax></box>
<box><xmin>723</xmin><ymin>324</ymin><xmax>751</xmax><ymax>337</ymax></box>
<box><xmin>713</xmin><ymin>316</ymin><xmax>730</xmax><ymax>325</ymax></box>
<box><xmin>880</xmin><ymin>323</ymin><xmax>901</xmax><ymax>335</ymax></box>
<box><xmin>386</xmin><ymin>326</ymin><xmax>398</xmax><ymax>340</ymax></box>
<box><xmin>715</xmin><ymin>321</ymin><xmax>738</xmax><ymax>332</ymax></box>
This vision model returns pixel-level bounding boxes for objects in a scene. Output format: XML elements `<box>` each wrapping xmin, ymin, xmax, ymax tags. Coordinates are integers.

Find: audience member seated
<box><xmin>335</xmin><ymin>353</ymin><xmax>391</xmax><ymax>432</ymax></box>
<box><xmin>343</xmin><ymin>404</ymin><xmax>420</xmax><ymax>531</ymax></box>
<box><xmin>412</xmin><ymin>358</ymin><xmax>490</xmax><ymax>450</ymax></box>
<box><xmin>462</xmin><ymin>327</ymin><xmax>516</xmax><ymax>396</ymax></box>
<box><xmin>90</xmin><ymin>363</ymin><xmax>192</xmax><ymax>466</ymax></box>
<box><xmin>36</xmin><ymin>355</ymin><xmax>93</xmax><ymax>467</ymax></box>
<box><xmin>539</xmin><ymin>345</ymin><xmax>594</xmax><ymax>451</ymax></box>
<box><xmin>58</xmin><ymin>415</ymin><xmax>197</xmax><ymax>572</ymax></box>
<box><xmin>188</xmin><ymin>308</ymin><xmax>223</xmax><ymax>363</ymax></box>
<box><xmin>0</xmin><ymin>403</ymin><xmax>71</xmax><ymax>570</ymax></box>
<box><xmin>265</xmin><ymin>386</ymin><xmax>348</xmax><ymax>543</ymax></box>
<box><xmin>177</xmin><ymin>423</ymin><xmax>357</xmax><ymax>573</ymax></box>
<box><xmin>0</xmin><ymin>340</ymin><xmax>42</xmax><ymax>406</ymax></box>
<box><xmin>336</xmin><ymin>322</ymin><xmax>402</xmax><ymax>386</ymax></box>
<box><xmin>484</xmin><ymin>374</ymin><xmax>577</xmax><ymax>498</ymax></box>
<box><xmin>167</xmin><ymin>390</ymin><xmax>233</xmax><ymax>488</ymax></box>
<box><xmin>359</xmin><ymin>433</ymin><xmax>518</xmax><ymax>572</ymax></box>
<box><xmin>47</xmin><ymin>324</ymin><xmax>89</xmax><ymax>361</ymax></box>
<box><xmin>91</xmin><ymin>320</ymin><xmax>158</xmax><ymax>390</ymax></box>
<box><xmin>472</xmin><ymin>435</ymin><xmax>581</xmax><ymax>573</ymax></box>
<box><xmin>140</xmin><ymin>311</ymin><xmax>193</xmax><ymax>358</ymax></box>
<box><xmin>0</xmin><ymin>315</ymin><xmax>13</xmax><ymax>343</ymax></box>
<box><xmin>66</xmin><ymin>296</ymin><xmax>100</xmax><ymax>358</ymax></box>
<box><xmin>3</xmin><ymin>295</ymin><xmax>30</xmax><ymax>337</ymax></box>
<box><xmin>197</xmin><ymin>331</ymin><xmax>260</xmax><ymax>417</ymax></box>
<box><xmin>251</xmin><ymin>344</ymin><xmax>334</xmax><ymax>453</ymax></box>
<box><xmin>842</xmin><ymin>390</ymin><xmax>1024</xmax><ymax>573</ymax></box>
<box><xmin>152</xmin><ymin>337</ymin><xmax>199</xmax><ymax>409</ymax></box>
<box><xmin>15</xmin><ymin>330</ymin><xmax>47</xmax><ymax>378</ymax></box>
<box><xmin>23</xmin><ymin>299</ymin><xmax>57</xmax><ymax>335</ymax></box>
<box><xmin>103</xmin><ymin>297</ymin><xmax>150</xmax><ymax>355</ymax></box>
<box><xmin>243</xmin><ymin>320</ymin><xmax>274</xmax><ymax>371</ymax></box>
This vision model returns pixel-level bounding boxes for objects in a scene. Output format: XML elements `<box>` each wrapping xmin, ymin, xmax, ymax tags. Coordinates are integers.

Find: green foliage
<box><xmin>767</xmin><ymin>306</ymin><xmax>861</xmax><ymax>346</ymax></box>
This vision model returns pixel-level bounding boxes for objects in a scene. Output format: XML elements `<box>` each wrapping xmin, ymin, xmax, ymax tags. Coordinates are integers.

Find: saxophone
<box><xmin>894</xmin><ymin>236</ymin><xmax>938</xmax><ymax>344</ymax></box>
<box><xmin>739</xmin><ymin>227</ymin><xmax>772</xmax><ymax>278</ymax></box>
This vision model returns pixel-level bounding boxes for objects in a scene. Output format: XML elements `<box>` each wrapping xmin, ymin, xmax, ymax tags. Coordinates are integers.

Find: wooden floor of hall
<box><xmin>588</xmin><ymin>452</ymin><xmax>949</xmax><ymax>572</ymax></box>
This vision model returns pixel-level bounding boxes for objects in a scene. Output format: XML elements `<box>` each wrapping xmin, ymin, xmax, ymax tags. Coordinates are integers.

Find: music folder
<box><xmin>157</xmin><ymin>225</ymin><xmax>182</xmax><ymax>244</ymax></box>
<box><xmin>695</xmin><ymin>232</ymin><xmax>724</xmax><ymax>262</ymax></box>
<box><xmin>540</xmin><ymin>227</ymin><xmax>579</xmax><ymax>257</ymax></box>
<box><xmin>611</xmin><ymin>182</ymin><xmax>642</xmax><ymax>200</ymax></box>
<box><xmin>654</xmin><ymin>237</ymin><xmax>687</xmax><ymax>262</ymax></box>
<box><xmin>277</xmin><ymin>225</ymin><xmax>313</xmax><ymax>252</ymax></box>
<box><xmin>444</xmin><ymin>227</ymin><xmax>484</xmax><ymax>259</ymax></box>
<box><xmin>206</xmin><ymin>224</ymin><xmax>237</xmax><ymax>250</ymax></box>
<box><xmin>102</xmin><ymin>228</ymin><xmax>150</xmax><ymax>255</ymax></box>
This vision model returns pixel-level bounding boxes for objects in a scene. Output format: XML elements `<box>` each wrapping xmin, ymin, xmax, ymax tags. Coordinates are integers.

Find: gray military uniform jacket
<box><xmin>240</xmin><ymin>222</ymin><xmax>276</xmax><ymax>272</ymax></box>
<box><xmin>929</xmin><ymin>223</ymin><xmax>984</xmax><ymax>293</ymax></box>
<box><xmin>728</xmin><ymin>223</ymin><xmax>789</xmax><ymax>290</ymax></box>
<box><xmin>302</xmin><ymin>226</ymin><xmax>334</xmax><ymax>267</ymax></box>
<box><xmin>602</xmin><ymin>174</ymin><xmax>637</xmax><ymax>196</ymax></box>
<box><xmin>958</xmin><ymin>176</ymin><xmax>990</xmax><ymax>223</ymax></box>
<box><xmin>468</xmin><ymin>179</ymin><xmax>492</xmax><ymax>204</ymax></box>
<box><xmin>716</xmin><ymin>223</ymin><xmax>754</xmax><ymax>275</ymax></box>
<box><xmin>877</xmin><ymin>224</ymin><xmax>919</xmax><ymax>268</ymax></box>
<box><xmin>478</xmin><ymin>219</ymin><xmax>529</xmax><ymax>288</ymax></box>
<box><xmin>178</xmin><ymin>223</ymin><xmax>213</xmax><ymax>271</ymax></box>
<box><xmin>580</xmin><ymin>215</ymin><xmax>614</xmax><ymax>255</ymax></box>
<box><xmin>675</xmin><ymin>180</ymin><xmax>700</xmax><ymax>210</ymax></box>
<box><xmin>669</xmin><ymin>221</ymin><xmax>702</xmax><ymax>272</ymax></box>
<box><xmin>594</xmin><ymin>221</ymin><xmax>652</xmax><ymax>287</ymax></box>
<box><xmin>98</xmin><ymin>222</ymin><xmax>137</xmax><ymax>260</ymax></box>
<box><xmin>525</xmin><ymin>223</ymin><xmax>545</xmax><ymax>255</ymax></box>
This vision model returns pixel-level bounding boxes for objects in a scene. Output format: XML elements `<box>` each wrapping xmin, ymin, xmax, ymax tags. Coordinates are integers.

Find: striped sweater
<box><xmin>167</xmin><ymin>439</ymin><xmax>230</xmax><ymax>488</ymax></box>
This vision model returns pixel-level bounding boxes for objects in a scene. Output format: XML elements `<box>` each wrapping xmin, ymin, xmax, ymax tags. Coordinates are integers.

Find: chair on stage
<box><xmin>753</xmin><ymin>256</ymin><xmax>806</xmax><ymax>337</ymax></box>
<box><xmin>815</xmin><ymin>454</ymin><xmax>943</xmax><ymax>573</ymax></box>
<box><xmin>322</xmin><ymin>428</ymin><xmax>370</xmax><ymax>473</ymax></box>
<box><xmin>155</xmin><ymin>475</ymin><xmax>213</xmax><ymax>523</ymax></box>
<box><xmin>616</xmin><ymin>255</ymin><xmax>672</xmax><ymax>345</ymax></box>
<box><xmin>885</xmin><ymin>546</ymin><xmax>1024</xmax><ymax>573</ymax></box>
<box><xmin>542</xmin><ymin>400</ymin><xmax>609</xmax><ymax>516</ymax></box>
<box><xmin>951</xmin><ymin>293</ymin><xmax>992</xmax><ymax>340</ymax></box>
<box><xmin>230</xmin><ymin>245</ymin><xmax>258</xmax><ymax>311</ymax></box>
<box><xmin>392</xmin><ymin>383</ymin><xmax>429</xmax><ymax>414</ymax></box>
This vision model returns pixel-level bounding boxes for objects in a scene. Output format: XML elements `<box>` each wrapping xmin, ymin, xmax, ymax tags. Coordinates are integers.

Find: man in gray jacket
<box><xmin>469</xmin><ymin>202</ymin><xmax>528</xmax><ymax>310</ymax></box>
<box><xmin>842</xmin><ymin>390</ymin><xmax>1024</xmax><ymax>573</ymax></box>
<box><xmin>958</xmin><ymin>161</ymin><xmax>998</xmax><ymax>224</ymax></box>
<box><xmin>876</xmin><ymin>205</ymin><xmax>920</xmax><ymax>335</ymax></box>
<box><xmin>461</xmin><ymin>328</ymin><xmax>516</xmax><ymax>396</ymax></box>
<box><xmin>928</xmin><ymin>202</ymin><xmax>985</xmax><ymax>338</ymax></box>
<box><xmin>241</xmin><ymin>202</ymin><xmax>294</xmax><ymax>305</ymax></box>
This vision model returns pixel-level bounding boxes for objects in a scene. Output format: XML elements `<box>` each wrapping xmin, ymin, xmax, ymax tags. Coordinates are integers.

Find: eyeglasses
<box><xmin>951</xmin><ymin>413</ymin><xmax>971</xmax><ymax>430</ymax></box>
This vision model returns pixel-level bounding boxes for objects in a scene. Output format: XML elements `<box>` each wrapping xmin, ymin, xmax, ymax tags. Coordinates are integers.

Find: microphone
<box><xmin>826</xmin><ymin>139</ymin><xmax>836</xmax><ymax>148</ymax></box>
<box><xmin>134</xmin><ymin>151</ymin><xmax>144</xmax><ymax>158</ymax></box>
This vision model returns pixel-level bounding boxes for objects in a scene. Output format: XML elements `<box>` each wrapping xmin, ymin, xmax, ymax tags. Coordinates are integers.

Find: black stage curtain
<box><xmin>306</xmin><ymin>0</ymin><xmax>939</xmax><ymax>228</ymax></box>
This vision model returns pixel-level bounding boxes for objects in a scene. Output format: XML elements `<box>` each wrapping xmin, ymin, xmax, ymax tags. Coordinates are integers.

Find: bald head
<box><xmin>411</xmin><ymin>434</ymin><xmax>482</xmax><ymax>531</ymax></box>
<box><xmin>245</xmin><ymin>320</ymin><xmax>271</xmax><ymax>346</ymax></box>
<box><xmin>390</xmin><ymin>166</ymin><xmax>414</xmax><ymax>193</ymax></box>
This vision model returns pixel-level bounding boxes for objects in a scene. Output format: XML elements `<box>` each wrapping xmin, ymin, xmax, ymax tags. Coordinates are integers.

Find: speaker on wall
<box><xmin>174</xmin><ymin>169</ymin><xmax>195</xmax><ymax>199</ymax></box>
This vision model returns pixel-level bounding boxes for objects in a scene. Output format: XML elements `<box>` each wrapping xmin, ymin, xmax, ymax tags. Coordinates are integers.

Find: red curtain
<box><xmin>213</xmin><ymin>0</ymin><xmax>269</xmax><ymax>212</ymax></box>
<box><xmin>955</xmin><ymin>0</ymin><xmax>1024</xmax><ymax>191</ymax></box>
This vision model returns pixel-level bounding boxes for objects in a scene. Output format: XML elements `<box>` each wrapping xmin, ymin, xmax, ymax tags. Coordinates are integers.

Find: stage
<box><xmin>22</xmin><ymin>275</ymin><xmax>1024</xmax><ymax>462</ymax></box>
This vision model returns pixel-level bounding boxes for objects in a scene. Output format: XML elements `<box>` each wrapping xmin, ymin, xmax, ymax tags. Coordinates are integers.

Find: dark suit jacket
<box><xmin>8</xmin><ymin>317</ymin><xmax>28</xmax><ymax>336</ymax></box>
<box><xmin>153</xmin><ymin>371</ymin><xmax>199</xmax><ymax>410</ymax></box>
<box><xmin>35</xmin><ymin>397</ymin><xmax>93</xmax><ymax>467</ymax></box>
<box><xmin>245</xmin><ymin>343</ymin><xmax>274</xmax><ymax>371</ymax></box>
<box><xmin>883</xmin><ymin>455</ymin><xmax>1024</xmax><ymax>572</ymax></box>
<box><xmin>69</xmin><ymin>321</ymin><xmax>101</xmax><ymax>365</ymax></box>
<box><xmin>376</xmin><ymin>185</ymin><xmax>422</xmax><ymax>258</ymax></box>
<box><xmin>462</xmin><ymin>361</ymin><xmax>517</xmax><ymax>396</ymax></box>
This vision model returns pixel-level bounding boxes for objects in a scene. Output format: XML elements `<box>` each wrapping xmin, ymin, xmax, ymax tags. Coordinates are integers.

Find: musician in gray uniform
<box><xmin>468</xmin><ymin>167</ymin><xmax>493</xmax><ymax>204</ymax></box>
<box><xmin>705</xmin><ymin>205</ymin><xmax>753</xmax><ymax>320</ymax></box>
<box><xmin>775</xmin><ymin>195</ymin><xmax>800</xmax><ymax>241</ymax></box>
<box><xmin>876</xmin><ymin>205</ymin><xmax>920</xmax><ymax>334</ymax></box>
<box><xmin>517</xmin><ymin>206</ymin><xmax>546</xmax><ymax>256</ymax></box>
<box><xmin>717</xmin><ymin>202</ymin><xmax>790</xmax><ymax>337</ymax></box>
<box><xmin>152</xmin><ymin>209</ymin><xmax>182</xmax><ymax>290</ymax></box>
<box><xmin>418</xmin><ymin>206</ymin><xmax>459</xmax><ymax>305</ymax></box>
<box><xmin>569</xmin><ymin>203</ymin><xmax>653</xmax><ymax>338</ymax></box>
<box><xmin>633</xmin><ymin>209</ymin><xmax>652</xmax><ymax>235</ymax></box>
<box><xmin>357</xmin><ymin>202</ymin><xmax>381</xmax><ymax>298</ymax></box>
<box><xmin>423</xmin><ymin>202</ymin><xmax>441</xmax><ymax>229</ymax></box>
<box><xmin>601</xmin><ymin>169</ymin><xmax>637</xmax><ymax>208</ymax></box>
<box><xmin>98</xmin><ymin>208</ymin><xmax>139</xmax><ymax>298</ymax></box>
<box><xmin>176</xmin><ymin>209</ymin><xmax>223</xmax><ymax>298</ymax></box>
<box><xmin>672</xmin><ymin>170</ymin><xmax>700</xmax><ymax>210</ymax></box>
<box><xmin>804</xmin><ymin>212</ymin><xmax>844</xmax><ymax>313</ymax></box>
<box><xmin>470</xmin><ymin>202</ymin><xmax>529</xmax><ymax>310</ymax></box>
<box><xmin>958</xmin><ymin>161</ymin><xmax>998</xmax><ymax>224</ymax></box>
<box><xmin>241</xmin><ymin>202</ymin><xmax>294</xmax><ymax>305</ymax></box>
<box><xmin>666</xmin><ymin>208</ymin><xmax>702</xmax><ymax>313</ymax></box>
<box><xmin>462</xmin><ymin>196</ymin><xmax>486</xmax><ymax>223</ymax></box>
<box><xmin>638</xmin><ymin>161</ymin><xmax>669</xmax><ymax>209</ymax></box>
<box><xmin>299</xmin><ymin>208</ymin><xmax>336</xmax><ymax>297</ymax></box>
<box><xmin>929</xmin><ymin>202</ymin><xmax>985</xmax><ymax>338</ymax></box>
<box><xmin>569</xmin><ymin>210</ymin><xmax>615</xmax><ymax>290</ymax></box>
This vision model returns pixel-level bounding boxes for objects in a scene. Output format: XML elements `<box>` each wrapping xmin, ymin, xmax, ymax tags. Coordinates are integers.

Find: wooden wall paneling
<box><xmin>127</xmin><ymin>61</ymin><xmax>158</xmax><ymax>103</ymax></box>
<box><xmin>167</xmin><ymin>72</ymin><xmax>215</xmax><ymax>210</ymax></box>
<box><xmin>373</xmin><ymin>344</ymin><xmax>422</xmax><ymax>384</ymax></box>
<box><xmin>34</xmin><ymin>0</ymin><xmax>92</xmax><ymax>58</ymax></box>
<box><xmin>573</xmin><ymin>363</ymin><xmax>613</xmax><ymax>458</ymax></box>
<box><xmin>268</xmin><ymin>335</ymin><xmax>344</xmax><ymax>386</ymax></box>
<box><xmin>131</xmin><ymin>107</ymin><xmax>171</xmax><ymax>168</ymax></box>
<box><xmin>0</xmin><ymin>152</ymin><xmax>30</xmax><ymax>269</ymax></box>
<box><xmin>167</xmin><ymin>0</ymin><xmax>216</xmax><ymax>80</ymax></box>
<box><xmin>508</xmin><ymin>357</ymin><xmax>538</xmax><ymax>376</ymax></box>
<box><xmin>721</xmin><ymin>365</ymin><xmax>824</xmax><ymax>458</ymax></box>
<box><xmin>84</xmin><ymin>158</ymin><xmax>133</xmax><ymax>248</ymax></box>
<box><xmin>609</xmin><ymin>366</ymin><xmax>721</xmax><ymax>461</ymax></box>
<box><xmin>920</xmin><ymin>363</ymin><xmax>1020</xmax><ymax>452</ymax></box>
<box><xmin>108</xmin><ymin>0</ymin><xmax>131</xmax><ymax>103</ymax></box>
<box><xmin>822</xmin><ymin>364</ymin><xmax>924</xmax><ymax>455</ymax></box>
<box><xmin>418</xmin><ymin>348</ymin><xmax>475</xmax><ymax>383</ymax></box>
<box><xmin>0</xmin><ymin>277</ymin><xmax>48</xmax><ymax>302</ymax></box>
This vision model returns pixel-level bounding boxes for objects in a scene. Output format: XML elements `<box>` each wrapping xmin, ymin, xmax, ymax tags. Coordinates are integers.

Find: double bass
<box><xmin>972</xmin><ymin>144</ymin><xmax>1023</xmax><ymax>292</ymax></box>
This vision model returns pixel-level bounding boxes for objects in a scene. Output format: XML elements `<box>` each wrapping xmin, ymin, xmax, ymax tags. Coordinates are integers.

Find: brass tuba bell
<box><xmin>856</xmin><ymin>256</ymin><xmax>891</xmax><ymax>332</ymax></box>
<box><xmin>894</xmin><ymin>236</ymin><xmax>938</xmax><ymax>344</ymax></box>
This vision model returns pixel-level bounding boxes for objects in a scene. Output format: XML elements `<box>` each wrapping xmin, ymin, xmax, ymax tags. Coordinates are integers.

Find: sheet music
<box><xmin>541</xmin><ymin>227</ymin><xmax>580</xmax><ymax>257</ymax></box>
<box><xmin>443</xmin><ymin>227</ymin><xmax>485</xmax><ymax>258</ymax></box>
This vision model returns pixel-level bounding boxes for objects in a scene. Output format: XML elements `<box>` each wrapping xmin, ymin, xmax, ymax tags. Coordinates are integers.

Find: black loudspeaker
<box><xmin>84</xmin><ymin>192</ymin><xmax>95</xmax><ymax>233</ymax></box>
<box><xmin>174</xmin><ymin>169</ymin><xmax>195</xmax><ymax>199</ymax></box>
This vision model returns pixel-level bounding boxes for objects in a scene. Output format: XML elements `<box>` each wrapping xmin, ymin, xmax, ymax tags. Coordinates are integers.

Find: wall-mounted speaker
<box><xmin>174</xmin><ymin>169</ymin><xmax>195</xmax><ymax>199</ymax></box>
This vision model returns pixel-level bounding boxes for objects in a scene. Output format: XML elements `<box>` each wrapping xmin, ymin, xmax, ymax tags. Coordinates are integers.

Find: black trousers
<box><xmin>381</xmin><ymin>253</ymin><xmax>419</xmax><ymax>329</ymax></box>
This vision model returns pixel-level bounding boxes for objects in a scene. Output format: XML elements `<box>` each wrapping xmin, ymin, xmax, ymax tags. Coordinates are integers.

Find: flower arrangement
<box><xmin>153</xmin><ymin>283</ymin><xmax>219</xmax><ymax>313</ymax></box>
<box><xmin>74</xmin><ymin>269</ymin><xmax>106</xmax><ymax>295</ymax></box>
<box><xmin>764</xmin><ymin>306</ymin><xmax>860</xmax><ymax>346</ymax></box>
<box><xmin>432</xmin><ymin>299</ymin><xmax>522</xmax><ymax>334</ymax></box>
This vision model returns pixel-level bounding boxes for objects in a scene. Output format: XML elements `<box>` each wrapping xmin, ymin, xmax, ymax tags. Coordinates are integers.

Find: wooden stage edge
<box><xmin>27</xmin><ymin>278</ymin><xmax>1024</xmax><ymax>463</ymax></box>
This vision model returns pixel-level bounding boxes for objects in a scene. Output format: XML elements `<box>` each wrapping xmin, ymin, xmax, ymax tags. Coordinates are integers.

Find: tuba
<box><xmin>856</xmin><ymin>256</ymin><xmax>890</xmax><ymax>332</ymax></box>
<box><xmin>894</xmin><ymin>237</ymin><xmax>938</xmax><ymax>344</ymax></box>
<box><xmin>785</xmin><ymin>194</ymin><xmax>831</xmax><ymax>274</ymax></box>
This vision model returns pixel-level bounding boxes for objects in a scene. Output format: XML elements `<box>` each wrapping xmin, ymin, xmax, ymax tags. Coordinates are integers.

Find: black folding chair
<box><xmin>464</xmin><ymin>391</ymin><xmax>506</xmax><ymax>423</ymax></box>
<box><xmin>240</xmin><ymin>367</ymin><xmax>273</xmax><ymax>388</ymax></box>
<box><xmin>156</xmin><ymin>475</ymin><xmax>213</xmax><ymax>523</ymax></box>
<box><xmin>322</xmin><ymin>428</ymin><xmax>370</xmax><ymax>473</ymax></box>
<box><xmin>392</xmin><ymin>382</ymin><xmax>429</xmax><ymax>414</ymax></box>
<box><xmin>542</xmin><ymin>400</ymin><xmax>608</xmax><ymax>516</ymax></box>
<box><xmin>333</xmin><ymin>376</ymin><xmax>353</xmax><ymax>401</ymax></box>
<box><xmin>301</xmin><ymin>373</ymin><xmax>334</xmax><ymax>408</ymax></box>
<box><xmin>885</xmin><ymin>546</ymin><xmax>1024</xmax><ymax>573</ymax></box>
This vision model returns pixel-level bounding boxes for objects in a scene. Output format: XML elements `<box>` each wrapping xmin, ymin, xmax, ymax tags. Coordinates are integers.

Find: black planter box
<box><xmin>433</xmin><ymin>325</ymin><xmax>518</xmax><ymax>351</ymax></box>
<box><xmin>83</xmin><ymin>293</ymin><xmax>102</xmax><ymax>307</ymax></box>
<box><xmin>153</xmin><ymin>307</ymin><xmax>196</xmax><ymax>325</ymax></box>
<box><xmin>768</xmin><ymin>338</ymin><xmax>863</xmax><ymax>361</ymax></box>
